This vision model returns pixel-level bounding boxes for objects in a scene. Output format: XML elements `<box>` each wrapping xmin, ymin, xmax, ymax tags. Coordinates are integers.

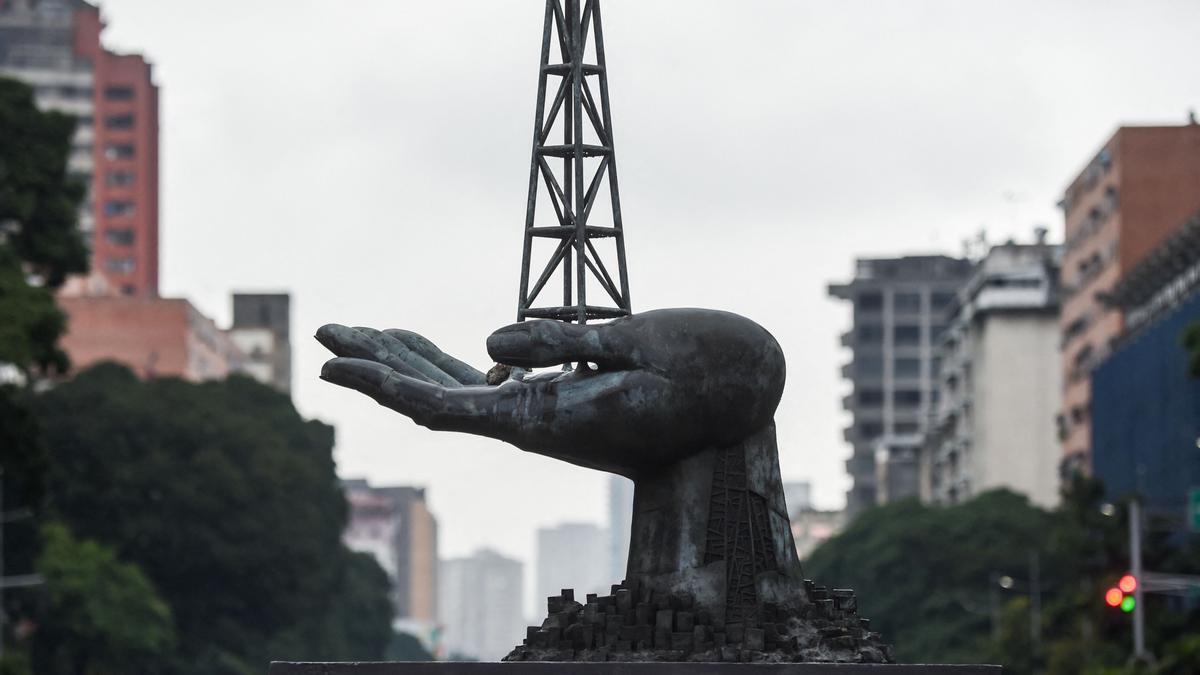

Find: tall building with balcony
<box><xmin>830</xmin><ymin>255</ymin><xmax>973</xmax><ymax>515</ymax></box>
<box><xmin>342</xmin><ymin>479</ymin><xmax>439</xmax><ymax>643</ymax></box>
<box><xmin>926</xmin><ymin>238</ymin><xmax>1062</xmax><ymax>507</ymax></box>
<box><xmin>0</xmin><ymin>0</ymin><xmax>159</xmax><ymax>297</ymax></box>
<box><xmin>1058</xmin><ymin>121</ymin><xmax>1200</xmax><ymax>476</ymax></box>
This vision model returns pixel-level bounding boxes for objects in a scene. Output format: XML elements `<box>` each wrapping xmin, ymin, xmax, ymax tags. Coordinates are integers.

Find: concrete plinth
<box><xmin>269</xmin><ymin>663</ymin><xmax>999</xmax><ymax>675</ymax></box>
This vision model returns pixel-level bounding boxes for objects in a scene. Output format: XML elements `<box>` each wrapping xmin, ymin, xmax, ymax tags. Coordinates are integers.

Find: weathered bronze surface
<box><xmin>318</xmin><ymin>309</ymin><xmax>892</xmax><ymax>663</ymax></box>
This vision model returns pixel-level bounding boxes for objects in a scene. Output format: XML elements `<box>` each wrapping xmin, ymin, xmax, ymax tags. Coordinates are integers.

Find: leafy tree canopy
<box><xmin>33</xmin><ymin>522</ymin><xmax>174</xmax><ymax>675</ymax></box>
<box><xmin>36</xmin><ymin>363</ymin><xmax>392</xmax><ymax>673</ymax></box>
<box><xmin>804</xmin><ymin>483</ymin><xmax>1200</xmax><ymax>675</ymax></box>
<box><xmin>0</xmin><ymin>78</ymin><xmax>88</xmax><ymax>288</ymax></box>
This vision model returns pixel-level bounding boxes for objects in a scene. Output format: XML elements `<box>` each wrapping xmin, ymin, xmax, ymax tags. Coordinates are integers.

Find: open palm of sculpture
<box><xmin>317</xmin><ymin>308</ymin><xmax>786</xmax><ymax>478</ymax></box>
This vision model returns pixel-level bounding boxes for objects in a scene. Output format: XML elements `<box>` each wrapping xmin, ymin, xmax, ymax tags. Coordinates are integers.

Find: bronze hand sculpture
<box><xmin>318</xmin><ymin>308</ymin><xmax>890</xmax><ymax>663</ymax></box>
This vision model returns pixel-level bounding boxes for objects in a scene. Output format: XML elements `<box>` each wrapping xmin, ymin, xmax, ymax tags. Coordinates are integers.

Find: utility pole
<box><xmin>1129</xmin><ymin>498</ymin><xmax>1147</xmax><ymax>661</ymax></box>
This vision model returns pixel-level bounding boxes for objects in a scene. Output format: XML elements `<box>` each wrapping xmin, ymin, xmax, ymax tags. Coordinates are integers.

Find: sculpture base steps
<box><xmin>269</xmin><ymin>663</ymin><xmax>1000</xmax><ymax>675</ymax></box>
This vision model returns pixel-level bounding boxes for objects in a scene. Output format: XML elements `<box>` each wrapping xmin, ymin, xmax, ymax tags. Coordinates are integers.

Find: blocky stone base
<box><xmin>269</xmin><ymin>663</ymin><xmax>1000</xmax><ymax>674</ymax></box>
<box><xmin>504</xmin><ymin>579</ymin><xmax>890</xmax><ymax>663</ymax></box>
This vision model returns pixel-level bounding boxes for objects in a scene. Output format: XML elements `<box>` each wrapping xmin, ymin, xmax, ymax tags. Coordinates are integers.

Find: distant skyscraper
<box><xmin>606</xmin><ymin>475</ymin><xmax>633</xmax><ymax>584</ymax></box>
<box><xmin>1</xmin><ymin>0</ymin><xmax>160</xmax><ymax>297</ymax></box>
<box><xmin>830</xmin><ymin>255</ymin><xmax>974</xmax><ymax>515</ymax></box>
<box><xmin>439</xmin><ymin>549</ymin><xmax>524</xmax><ymax>661</ymax></box>
<box><xmin>342</xmin><ymin>479</ymin><xmax>439</xmax><ymax>642</ymax></box>
<box><xmin>1057</xmin><ymin>122</ymin><xmax>1200</xmax><ymax>477</ymax></box>
<box><xmin>229</xmin><ymin>293</ymin><xmax>292</xmax><ymax>393</ymax></box>
<box><xmin>535</xmin><ymin>522</ymin><xmax>608</xmax><ymax>614</ymax></box>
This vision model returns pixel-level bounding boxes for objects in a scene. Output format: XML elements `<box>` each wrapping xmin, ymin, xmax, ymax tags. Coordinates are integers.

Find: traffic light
<box><xmin>1105</xmin><ymin>574</ymin><xmax>1137</xmax><ymax>613</ymax></box>
<box><xmin>1118</xmin><ymin>574</ymin><xmax>1137</xmax><ymax>593</ymax></box>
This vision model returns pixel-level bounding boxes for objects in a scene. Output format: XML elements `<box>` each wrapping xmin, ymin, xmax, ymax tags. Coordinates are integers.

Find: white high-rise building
<box><xmin>925</xmin><ymin>239</ymin><xmax>1062</xmax><ymax>507</ymax></box>
<box><xmin>535</xmin><ymin>522</ymin><xmax>608</xmax><ymax>615</ymax></box>
<box><xmin>439</xmin><ymin>549</ymin><xmax>524</xmax><ymax>661</ymax></box>
<box><xmin>606</xmin><ymin>475</ymin><xmax>634</xmax><ymax>584</ymax></box>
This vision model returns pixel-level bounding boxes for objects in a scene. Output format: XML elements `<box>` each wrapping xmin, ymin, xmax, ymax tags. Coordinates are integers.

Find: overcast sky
<box><xmin>95</xmin><ymin>0</ymin><xmax>1199</xmax><ymax>607</ymax></box>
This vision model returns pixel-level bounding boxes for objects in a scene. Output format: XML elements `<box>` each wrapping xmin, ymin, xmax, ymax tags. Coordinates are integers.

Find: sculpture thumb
<box><xmin>486</xmin><ymin>319</ymin><xmax>635</xmax><ymax>369</ymax></box>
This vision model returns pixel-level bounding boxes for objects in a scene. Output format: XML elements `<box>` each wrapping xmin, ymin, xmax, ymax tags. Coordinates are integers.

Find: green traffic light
<box><xmin>1120</xmin><ymin>596</ymin><xmax>1135</xmax><ymax>613</ymax></box>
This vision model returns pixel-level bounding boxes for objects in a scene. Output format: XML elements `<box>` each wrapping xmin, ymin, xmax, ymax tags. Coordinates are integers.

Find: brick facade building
<box><xmin>1058</xmin><ymin>122</ymin><xmax>1200</xmax><ymax>475</ymax></box>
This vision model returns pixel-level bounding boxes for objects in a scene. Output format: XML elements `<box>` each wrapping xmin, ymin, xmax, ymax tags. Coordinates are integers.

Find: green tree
<box><xmin>0</xmin><ymin>75</ymin><xmax>90</xmax><ymax>670</ymax></box>
<box><xmin>804</xmin><ymin>490</ymin><xmax>1058</xmax><ymax>665</ymax></box>
<box><xmin>0</xmin><ymin>77</ymin><xmax>88</xmax><ymax>375</ymax></box>
<box><xmin>32</xmin><ymin>523</ymin><xmax>174</xmax><ymax>675</ymax></box>
<box><xmin>36</xmin><ymin>364</ymin><xmax>392</xmax><ymax>673</ymax></box>
<box><xmin>385</xmin><ymin>632</ymin><xmax>435</xmax><ymax>662</ymax></box>
<box><xmin>805</xmin><ymin>481</ymin><xmax>1200</xmax><ymax>674</ymax></box>
<box><xmin>0</xmin><ymin>78</ymin><xmax>88</xmax><ymax>291</ymax></box>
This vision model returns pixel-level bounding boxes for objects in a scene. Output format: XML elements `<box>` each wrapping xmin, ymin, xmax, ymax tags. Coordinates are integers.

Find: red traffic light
<box><xmin>1105</xmin><ymin>587</ymin><xmax>1124</xmax><ymax>607</ymax></box>
<box><xmin>1118</xmin><ymin>574</ymin><xmax>1137</xmax><ymax>593</ymax></box>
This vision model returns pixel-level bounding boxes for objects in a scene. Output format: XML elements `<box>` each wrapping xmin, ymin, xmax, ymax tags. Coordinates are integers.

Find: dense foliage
<box><xmin>31</xmin><ymin>365</ymin><xmax>394</xmax><ymax>674</ymax></box>
<box><xmin>803</xmin><ymin>483</ymin><xmax>1200</xmax><ymax>675</ymax></box>
<box><xmin>1</xmin><ymin>75</ymin><xmax>394</xmax><ymax>673</ymax></box>
<box><xmin>0</xmin><ymin>78</ymin><xmax>86</xmax><ymax>375</ymax></box>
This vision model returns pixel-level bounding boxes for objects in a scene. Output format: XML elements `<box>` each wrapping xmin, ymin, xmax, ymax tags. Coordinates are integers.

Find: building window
<box><xmin>857</xmin><ymin>292</ymin><xmax>883</xmax><ymax>311</ymax></box>
<box><xmin>104</xmin><ymin>85</ymin><xmax>135</xmax><ymax>101</ymax></box>
<box><xmin>103</xmin><ymin>228</ymin><xmax>135</xmax><ymax>246</ymax></box>
<box><xmin>856</xmin><ymin>323</ymin><xmax>884</xmax><ymax>343</ymax></box>
<box><xmin>106</xmin><ymin>170</ymin><xmax>136</xmax><ymax>187</ymax></box>
<box><xmin>857</xmin><ymin>389</ymin><xmax>884</xmax><ymax>406</ymax></box>
<box><xmin>893</xmin><ymin>324</ymin><xmax>921</xmax><ymax>345</ymax></box>
<box><xmin>855</xmin><ymin>356</ymin><xmax>883</xmax><ymax>377</ymax></box>
<box><xmin>859</xmin><ymin>422</ymin><xmax>883</xmax><ymax>438</ymax></box>
<box><xmin>104</xmin><ymin>143</ymin><xmax>135</xmax><ymax>160</ymax></box>
<box><xmin>103</xmin><ymin>200</ymin><xmax>135</xmax><ymax>217</ymax></box>
<box><xmin>894</xmin><ymin>389</ymin><xmax>922</xmax><ymax>408</ymax></box>
<box><xmin>56</xmin><ymin>85</ymin><xmax>92</xmax><ymax>99</ymax></box>
<box><xmin>893</xmin><ymin>292</ymin><xmax>921</xmax><ymax>312</ymax></box>
<box><xmin>931</xmin><ymin>291</ymin><xmax>956</xmax><ymax>309</ymax></box>
<box><xmin>858</xmin><ymin>390</ymin><xmax>884</xmax><ymax>406</ymax></box>
<box><xmin>894</xmin><ymin>357</ymin><xmax>921</xmax><ymax>378</ymax></box>
<box><xmin>104</xmin><ymin>113</ymin><xmax>135</xmax><ymax>129</ymax></box>
<box><xmin>104</xmin><ymin>257</ymin><xmax>136</xmax><ymax>273</ymax></box>
<box><xmin>894</xmin><ymin>422</ymin><xmax>920</xmax><ymax>434</ymax></box>
<box><xmin>75</xmin><ymin>114</ymin><xmax>93</xmax><ymax>127</ymax></box>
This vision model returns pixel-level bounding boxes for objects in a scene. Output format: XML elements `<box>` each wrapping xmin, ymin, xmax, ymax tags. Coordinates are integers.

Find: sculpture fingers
<box><xmin>315</xmin><ymin>324</ymin><xmax>447</xmax><ymax>385</ymax></box>
<box><xmin>320</xmin><ymin>357</ymin><xmax>451</xmax><ymax>425</ymax></box>
<box><xmin>383</xmin><ymin>329</ymin><xmax>488</xmax><ymax>386</ymax></box>
<box><xmin>486</xmin><ymin>319</ymin><xmax>637</xmax><ymax>370</ymax></box>
<box><xmin>352</xmin><ymin>327</ymin><xmax>463</xmax><ymax>388</ymax></box>
<box><xmin>321</xmin><ymin>357</ymin><xmax>529</xmax><ymax>438</ymax></box>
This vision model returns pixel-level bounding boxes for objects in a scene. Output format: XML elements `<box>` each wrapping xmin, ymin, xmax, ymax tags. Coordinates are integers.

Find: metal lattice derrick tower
<box><xmin>517</xmin><ymin>0</ymin><xmax>631</xmax><ymax>325</ymax></box>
